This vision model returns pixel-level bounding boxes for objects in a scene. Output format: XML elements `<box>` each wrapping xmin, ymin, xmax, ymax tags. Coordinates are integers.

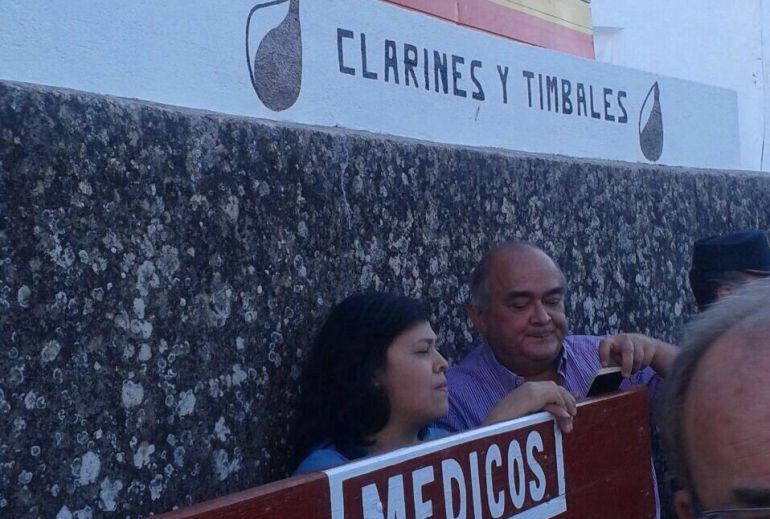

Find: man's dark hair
<box><xmin>689</xmin><ymin>270</ymin><xmax>761</xmax><ymax>311</ymax></box>
<box><xmin>293</xmin><ymin>291</ymin><xmax>429</xmax><ymax>465</ymax></box>
<box><xmin>662</xmin><ymin>278</ymin><xmax>770</xmax><ymax>508</ymax></box>
<box><xmin>689</xmin><ymin>230</ymin><xmax>770</xmax><ymax>311</ymax></box>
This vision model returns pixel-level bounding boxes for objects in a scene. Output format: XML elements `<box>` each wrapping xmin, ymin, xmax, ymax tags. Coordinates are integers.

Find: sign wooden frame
<box><xmin>159</xmin><ymin>388</ymin><xmax>655</xmax><ymax>518</ymax></box>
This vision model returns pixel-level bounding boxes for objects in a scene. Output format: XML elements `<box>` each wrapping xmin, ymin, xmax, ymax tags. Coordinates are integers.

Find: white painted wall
<box><xmin>0</xmin><ymin>0</ymin><xmax>741</xmax><ymax>170</ymax></box>
<box><xmin>591</xmin><ymin>0</ymin><xmax>770</xmax><ymax>172</ymax></box>
<box><xmin>763</xmin><ymin>1</ymin><xmax>770</xmax><ymax>170</ymax></box>
<box><xmin>0</xmin><ymin>0</ymin><xmax>261</xmax><ymax>115</ymax></box>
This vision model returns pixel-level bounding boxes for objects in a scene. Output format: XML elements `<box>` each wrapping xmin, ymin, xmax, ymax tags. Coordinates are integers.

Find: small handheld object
<box><xmin>586</xmin><ymin>366</ymin><xmax>624</xmax><ymax>397</ymax></box>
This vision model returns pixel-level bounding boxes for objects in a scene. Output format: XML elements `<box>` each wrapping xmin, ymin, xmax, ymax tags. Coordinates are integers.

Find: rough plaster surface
<box><xmin>1</xmin><ymin>80</ymin><xmax>769</xmax><ymax>517</ymax></box>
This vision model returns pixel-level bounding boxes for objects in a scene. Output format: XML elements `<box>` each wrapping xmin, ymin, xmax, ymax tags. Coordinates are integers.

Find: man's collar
<box><xmin>555</xmin><ymin>338</ymin><xmax>572</xmax><ymax>379</ymax></box>
<box><xmin>481</xmin><ymin>338</ymin><xmax>568</xmax><ymax>381</ymax></box>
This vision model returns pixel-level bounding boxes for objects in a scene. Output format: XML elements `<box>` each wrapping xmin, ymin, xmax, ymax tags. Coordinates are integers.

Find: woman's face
<box><xmin>377</xmin><ymin>321</ymin><xmax>449</xmax><ymax>429</ymax></box>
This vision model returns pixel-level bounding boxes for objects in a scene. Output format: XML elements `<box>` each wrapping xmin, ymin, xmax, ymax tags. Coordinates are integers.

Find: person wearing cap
<box><xmin>689</xmin><ymin>230</ymin><xmax>770</xmax><ymax>311</ymax></box>
<box><xmin>667</xmin><ymin>229</ymin><xmax>770</xmax><ymax>510</ymax></box>
<box><xmin>436</xmin><ymin>240</ymin><xmax>678</xmax><ymax>514</ymax></box>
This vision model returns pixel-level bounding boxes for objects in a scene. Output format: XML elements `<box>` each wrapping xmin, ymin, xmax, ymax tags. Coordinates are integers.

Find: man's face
<box><xmin>715</xmin><ymin>271</ymin><xmax>770</xmax><ymax>301</ymax></box>
<box><xmin>469</xmin><ymin>247</ymin><xmax>567</xmax><ymax>377</ymax></box>
<box><xmin>679</xmin><ymin>322</ymin><xmax>770</xmax><ymax>515</ymax></box>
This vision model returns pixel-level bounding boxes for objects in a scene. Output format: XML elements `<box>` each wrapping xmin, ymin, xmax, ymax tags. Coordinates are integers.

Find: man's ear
<box><xmin>466</xmin><ymin>301</ymin><xmax>487</xmax><ymax>335</ymax></box>
<box><xmin>674</xmin><ymin>490</ymin><xmax>696</xmax><ymax>519</ymax></box>
<box><xmin>716</xmin><ymin>284</ymin><xmax>733</xmax><ymax>300</ymax></box>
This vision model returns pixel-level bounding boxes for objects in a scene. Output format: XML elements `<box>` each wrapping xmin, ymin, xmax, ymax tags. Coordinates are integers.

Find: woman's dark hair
<box><xmin>292</xmin><ymin>292</ymin><xmax>430</xmax><ymax>464</ymax></box>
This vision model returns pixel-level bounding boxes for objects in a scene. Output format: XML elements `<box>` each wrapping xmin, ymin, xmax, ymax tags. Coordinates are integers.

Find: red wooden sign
<box><xmin>159</xmin><ymin>388</ymin><xmax>654</xmax><ymax>518</ymax></box>
<box><xmin>331</xmin><ymin>417</ymin><xmax>565</xmax><ymax>518</ymax></box>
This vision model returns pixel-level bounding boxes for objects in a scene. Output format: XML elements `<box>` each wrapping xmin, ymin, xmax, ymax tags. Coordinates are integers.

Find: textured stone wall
<box><xmin>1</xmin><ymin>79</ymin><xmax>769</xmax><ymax>518</ymax></box>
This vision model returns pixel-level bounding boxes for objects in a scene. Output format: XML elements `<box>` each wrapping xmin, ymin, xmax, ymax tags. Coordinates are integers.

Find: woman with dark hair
<box><xmin>292</xmin><ymin>292</ymin><xmax>447</xmax><ymax>474</ymax></box>
<box><xmin>292</xmin><ymin>291</ymin><xmax>577</xmax><ymax>474</ymax></box>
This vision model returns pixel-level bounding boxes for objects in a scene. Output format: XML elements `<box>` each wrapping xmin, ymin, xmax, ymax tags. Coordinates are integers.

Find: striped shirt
<box><xmin>437</xmin><ymin>335</ymin><xmax>661</xmax><ymax>432</ymax></box>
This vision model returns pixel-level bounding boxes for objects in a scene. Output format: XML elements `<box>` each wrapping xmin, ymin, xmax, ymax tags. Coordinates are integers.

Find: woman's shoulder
<box><xmin>294</xmin><ymin>429</ymin><xmax>448</xmax><ymax>476</ymax></box>
<box><xmin>423</xmin><ymin>426</ymin><xmax>449</xmax><ymax>441</ymax></box>
<box><xmin>292</xmin><ymin>444</ymin><xmax>350</xmax><ymax>476</ymax></box>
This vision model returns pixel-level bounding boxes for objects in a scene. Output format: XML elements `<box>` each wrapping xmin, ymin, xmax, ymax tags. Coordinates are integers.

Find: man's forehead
<box><xmin>689</xmin><ymin>323</ymin><xmax>770</xmax><ymax>403</ymax></box>
<box><xmin>488</xmin><ymin>247</ymin><xmax>562</xmax><ymax>285</ymax></box>
<box><xmin>683</xmin><ymin>323</ymin><xmax>770</xmax><ymax>504</ymax></box>
<box><xmin>685</xmin><ymin>324</ymin><xmax>770</xmax><ymax>459</ymax></box>
<box><xmin>701</xmin><ymin>318</ymin><xmax>770</xmax><ymax>372</ymax></box>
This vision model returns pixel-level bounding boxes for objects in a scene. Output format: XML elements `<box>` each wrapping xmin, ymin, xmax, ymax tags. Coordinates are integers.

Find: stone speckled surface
<box><xmin>1</xmin><ymin>79</ymin><xmax>769</xmax><ymax>517</ymax></box>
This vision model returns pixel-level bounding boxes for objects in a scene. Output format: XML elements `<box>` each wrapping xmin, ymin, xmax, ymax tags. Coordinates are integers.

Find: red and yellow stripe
<box><xmin>383</xmin><ymin>0</ymin><xmax>594</xmax><ymax>59</ymax></box>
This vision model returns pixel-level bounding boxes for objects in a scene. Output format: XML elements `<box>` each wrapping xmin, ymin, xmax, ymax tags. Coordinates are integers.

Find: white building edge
<box><xmin>591</xmin><ymin>0</ymin><xmax>770</xmax><ymax>172</ymax></box>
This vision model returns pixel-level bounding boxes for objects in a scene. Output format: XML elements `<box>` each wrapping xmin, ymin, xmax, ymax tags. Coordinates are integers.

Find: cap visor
<box><xmin>742</xmin><ymin>268</ymin><xmax>770</xmax><ymax>276</ymax></box>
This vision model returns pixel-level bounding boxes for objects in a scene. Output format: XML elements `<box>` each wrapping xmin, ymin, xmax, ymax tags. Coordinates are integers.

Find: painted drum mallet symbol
<box><xmin>639</xmin><ymin>81</ymin><xmax>663</xmax><ymax>162</ymax></box>
<box><xmin>246</xmin><ymin>0</ymin><xmax>302</xmax><ymax>111</ymax></box>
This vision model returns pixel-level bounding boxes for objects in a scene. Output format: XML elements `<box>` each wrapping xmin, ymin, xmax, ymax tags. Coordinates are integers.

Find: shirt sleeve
<box><xmin>424</xmin><ymin>426</ymin><xmax>450</xmax><ymax>441</ymax></box>
<box><xmin>292</xmin><ymin>447</ymin><xmax>349</xmax><ymax>476</ymax></box>
<box><xmin>620</xmin><ymin>366</ymin><xmax>659</xmax><ymax>389</ymax></box>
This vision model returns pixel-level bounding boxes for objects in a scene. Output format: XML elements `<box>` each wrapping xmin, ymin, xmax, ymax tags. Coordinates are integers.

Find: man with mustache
<box><xmin>438</xmin><ymin>240</ymin><xmax>678</xmax><ymax>433</ymax></box>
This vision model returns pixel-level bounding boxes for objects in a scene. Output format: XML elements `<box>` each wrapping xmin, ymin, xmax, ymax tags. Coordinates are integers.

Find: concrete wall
<box><xmin>592</xmin><ymin>0</ymin><xmax>770</xmax><ymax>172</ymax></box>
<box><xmin>2</xmin><ymin>80</ymin><xmax>770</xmax><ymax>517</ymax></box>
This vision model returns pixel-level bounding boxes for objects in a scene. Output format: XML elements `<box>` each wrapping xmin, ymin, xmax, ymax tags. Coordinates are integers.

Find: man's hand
<box><xmin>483</xmin><ymin>381</ymin><xmax>577</xmax><ymax>433</ymax></box>
<box><xmin>598</xmin><ymin>333</ymin><xmax>679</xmax><ymax>378</ymax></box>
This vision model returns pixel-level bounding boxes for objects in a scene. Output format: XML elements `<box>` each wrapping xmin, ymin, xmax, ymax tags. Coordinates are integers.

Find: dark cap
<box><xmin>691</xmin><ymin>230</ymin><xmax>770</xmax><ymax>274</ymax></box>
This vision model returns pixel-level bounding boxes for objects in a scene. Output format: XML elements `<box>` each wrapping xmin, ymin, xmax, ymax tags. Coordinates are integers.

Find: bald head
<box><xmin>663</xmin><ymin>278</ymin><xmax>770</xmax><ymax>515</ymax></box>
<box><xmin>469</xmin><ymin>241</ymin><xmax>565</xmax><ymax>310</ymax></box>
<box><xmin>466</xmin><ymin>241</ymin><xmax>568</xmax><ymax>376</ymax></box>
